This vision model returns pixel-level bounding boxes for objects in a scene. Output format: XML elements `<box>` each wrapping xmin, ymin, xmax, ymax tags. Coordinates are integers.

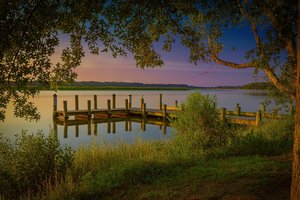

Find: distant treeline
<box><xmin>71</xmin><ymin>81</ymin><xmax>197</xmax><ymax>88</ymax></box>
<box><xmin>242</xmin><ymin>82</ymin><xmax>274</xmax><ymax>90</ymax></box>
<box><xmin>55</xmin><ymin>81</ymin><xmax>198</xmax><ymax>90</ymax></box>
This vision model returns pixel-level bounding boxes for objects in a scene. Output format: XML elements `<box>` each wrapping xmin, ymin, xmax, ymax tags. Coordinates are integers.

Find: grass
<box><xmin>0</xmin><ymin>92</ymin><xmax>294</xmax><ymax>199</ymax></box>
<box><xmin>35</xmin><ymin>138</ymin><xmax>291</xmax><ymax>200</ymax></box>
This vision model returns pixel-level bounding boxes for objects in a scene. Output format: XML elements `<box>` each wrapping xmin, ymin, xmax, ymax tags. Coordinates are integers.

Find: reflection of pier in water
<box><xmin>53</xmin><ymin>116</ymin><xmax>169</xmax><ymax>138</ymax></box>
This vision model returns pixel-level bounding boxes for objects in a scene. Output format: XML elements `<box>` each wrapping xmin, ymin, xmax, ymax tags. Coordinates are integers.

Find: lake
<box><xmin>1</xmin><ymin>89</ymin><xmax>269</xmax><ymax>148</ymax></box>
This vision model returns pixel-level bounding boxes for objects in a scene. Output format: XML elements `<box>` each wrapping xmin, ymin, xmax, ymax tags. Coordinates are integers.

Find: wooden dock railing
<box><xmin>53</xmin><ymin>94</ymin><xmax>290</xmax><ymax>127</ymax></box>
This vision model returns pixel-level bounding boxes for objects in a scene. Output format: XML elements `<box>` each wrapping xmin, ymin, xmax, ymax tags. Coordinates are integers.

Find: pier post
<box><xmin>107</xmin><ymin>120</ymin><xmax>111</xmax><ymax>133</ymax></box>
<box><xmin>220</xmin><ymin>108</ymin><xmax>226</xmax><ymax>122</ymax></box>
<box><xmin>125</xmin><ymin>99</ymin><xmax>129</xmax><ymax>114</ymax></box>
<box><xmin>93</xmin><ymin>123</ymin><xmax>98</xmax><ymax>135</ymax></box>
<box><xmin>142</xmin><ymin>103</ymin><xmax>147</xmax><ymax>117</ymax></box>
<box><xmin>63</xmin><ymin>122</ymin><xmax>68</xmax><ymax>138</ymax></box>
<box><xmin>112</xmin><ymin>122</ymin><xmax>116</xmax><ymax>134</ymax></box>
<box><xmin>128</xmin><ymin>95</ymin><xmax>132</xmax><ymax>108</ymax></box>
<box><xmin>163</xmin><ymin>104</ymin><xmax>167</xmax><ymax>119</ymax></box>
<box><xmin>75</xmin><ymin>125</ymin><xmax>79</xmax><ymax>137</ymax></box>
<box><xmin>112</xmin><ymin>94</ymin><xmax>116</xmax><ymax>109</ymax></box>
<box><xmin>107</xmin><ymin>100</ymin><xmax>111</xmax><ymax>116</ymax></box>
<box><xmin>53</xmin><ymin>94</ymin><xmax>57</xmax><ymax>118</ymax></box>
<box><xmin>94</xmin><ymin>95</ymin><xmax>97</xmax><ymax>109</ymax></box>
<box><xmin>63</xmin><ymin>101</ymin><xmax>68</xmax><ymax>119</ymax></box>
<box><xmin>162</xmin><ymin>122</ymin><xmax>167</xmax><ymax>135</ymax></box>
<box><xmin>141</xmin><ymin>120</ymin><xmax>146</xmax><ymax>131</ymax></box>
<box><xmin>159</xmin><ymin>94</ymin><xmax>163</xmax><ymax>110</ymax></box>
<box><xmin>75</xmin><ymin>95</ymin><xmax>79</xmax><ymax>110</ymax></box>
<box><xmin>87</xmin><ymin>121</ymin><xmax>91</xmax><ymax>135</ymax></box>
<box><xmin>128</xmin><ymin>120</ymin><xmax>132</xmax><ymax>131</ymax></box>
<box><xmin>255</xmin><ymin>110</ymin><xmax>262</xmax><ymax>126</ymax></box>
<box><xmin>125</xmin><ymin>118</ymin><xmax>129</xmax><ymax>132</ymax></box>
<box><xmin>236</xmin><ymin>103</ymin><xmax>241</xmax><ymax>116</ymax></box>
<box><xmin>140</xmin><ymin>97</ymin><xmax>144</xmax><ymax>109</ymax></box>
<box><xmin>87</xmin><ymin>100</ymin><xmax>91</xmax><ymax>118</ymax></box>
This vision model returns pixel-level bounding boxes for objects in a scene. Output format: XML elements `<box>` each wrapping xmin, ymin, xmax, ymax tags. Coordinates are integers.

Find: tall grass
<box><xmin>0</xmin><ymin>92</ymin><xmax>294</xmax><ymax>199</ymax></box>
<box><xmin>0</xmin><ymin>131</ymin><xmax>74</xmax><ymax>200</ymax></box>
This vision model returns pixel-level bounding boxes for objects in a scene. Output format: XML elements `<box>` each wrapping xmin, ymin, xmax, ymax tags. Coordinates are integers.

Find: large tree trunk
<box><xmin>291</xmin><ymin>1</ymin><xmax>300</xmax><ymax>199</ymax></box>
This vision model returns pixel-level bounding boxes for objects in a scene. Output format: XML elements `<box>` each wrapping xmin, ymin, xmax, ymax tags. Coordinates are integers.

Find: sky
<box><xmin>55</xmin><ymin>26</ymin><xmax>263</xmax><ymax>87</ymax></box>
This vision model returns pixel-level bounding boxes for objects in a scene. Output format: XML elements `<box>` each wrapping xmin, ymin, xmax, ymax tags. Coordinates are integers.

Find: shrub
<box><xmin>0</xmin><ymin>131</ymin><xmax>74</xmax><ymax>199</ymax></box>
<box><xmin>222</xmin><ymin>117</ymin><xmax>294</xmax><ymax>157</ymax></box>
<box><xmin>171</xmin><ymin>92</ymin><xmax>232</xmax><ymax>157</ymax></box>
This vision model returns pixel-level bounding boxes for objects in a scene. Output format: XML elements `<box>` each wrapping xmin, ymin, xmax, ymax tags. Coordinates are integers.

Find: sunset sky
<box><xmin>58</xmin><ymin>26</ymin><xmax>263</xmax><ymax>87</ymax></box>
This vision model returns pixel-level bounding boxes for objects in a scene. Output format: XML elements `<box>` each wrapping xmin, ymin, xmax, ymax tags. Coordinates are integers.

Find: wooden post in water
<box><xmin>141</xmin><ymin>120</ymin><xmax>146</xmax><ymax>131</ymax></box>
<box><xmin>93</xmin><ymin>123</ymin><xmax>97</xmax><ymax>135</ymax></box>
<box><xmin>75</xmin><ymin>95</ymin><xmax>79</xmax><ymax>110</ymax></box>
<box><xmin>63</xmin><ymin>123</ymin><xmax>68</xmax><ymax>138</ymax></box>
<box><xmin>53</xmin><ymin>94</ymin><xmax>57</xmax><ymax>118</ymax></box>
<box><xmin>112</xmin><ymin>122</ymin><xmax>116</xmax><ymax>134</ymax></box>
<box><xmin>255</xmin><ymin>110</ymin><xmax>262</xmax><ymax>126</ymax></box>
<box><xmin>125</xmin><ymin>99</ymin><xmax>129</xmax><ymax>114</ymax></box>
<box><xmin>75</xmin><ymin>125</ymin><xmax>79</xmax><ymax>137</ymax></box>
<box><xmin>125</xmin><ymin>118</ymin><xmax>129</xmax><ymax>132</ymax></box>
<box><xmin>112</xmin><ymin>94</ymin><xmax>116</xmax><ymax>109</ymax></box>
<box><xmin>94</xmin><ymin>95</ymin><xmax>97</xmax><ymax>109</ymax></box>
<box><xmin>128</xmin><ymin>95</ymin><xmax>132</xmax><ymax>108</ymax></box>
<box><xmin>142</xmin><ymin>103</ymin><xmax>147</xmax><ymax>117</ymax></box>
<box><xmin>162</xmin><ymin>122</ymin><xmax>167</xmax><ymax>135</ymax></box>
<box><xmin>159</xmin><ymin>94</ymin><xmax>163</xmax><ymax>110</ymax></box>
<box><xmin>236</xmin><ymin>103</ymin><xmax>241</xmax><ymax>116</ymax></box>
<box><xmin>107</xmin><ymin>100</ymin><xmax>111</xmax><ymax>116</ymax></box>
<box><xmin>163</xmin><ymin>104</ymin><xmax>167</xmax><ymax>119</ymax></box>
<box><xmin>220</xmin><ymin>108</ymin><xmax>226</xmax><ymax>122</ymax></box>
<box><xmin>63</xmin><ymin>101</ymin><xmax>68</xmax><ymax>119</ymax></box>
<box><xmin>128</xmin><ymin>120</ymin><xmax>132</xmax><ymax>131</ymax></box>
<box><xmin>140</xmin><ymin>97</ymin><xmax>144</xmax><ymax>109</ymax></box>
<box><xmin>107</xmin><ymin>120</ymin><xmax>111</xmax><ymax>133</ymax></box>
<box><xmin>87</xmin><ymin>121</ymin><xmax>91</xmax><ymax>135</ymax></box>
<box><xmin>87</xmin><ymin>100</ymin><xmax>91</xmax><ymax>118</ymax></box>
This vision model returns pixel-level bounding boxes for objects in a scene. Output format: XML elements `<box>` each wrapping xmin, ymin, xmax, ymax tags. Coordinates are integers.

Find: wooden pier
<box><xmin>53</xmin><ymin>94</ymin><xmax>290</xmax><ymax>128</ymax></box>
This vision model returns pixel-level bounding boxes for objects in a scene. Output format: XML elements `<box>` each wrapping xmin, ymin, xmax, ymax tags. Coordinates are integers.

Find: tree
<box><xmin>1</xmin><ymin>0</ymin><xmax>299</xmax><ymax>199</ymax></box>
<box><xmin>103</xmin><ymin>0</ymin><xmax>299</xmax><ymax>198</ymax></box>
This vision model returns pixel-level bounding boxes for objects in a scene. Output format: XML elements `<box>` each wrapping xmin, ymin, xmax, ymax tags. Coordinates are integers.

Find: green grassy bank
<box><xmin>0</xmin><ymin>92</ymin><xmax>294</xmax><ymax>200</ymax></box>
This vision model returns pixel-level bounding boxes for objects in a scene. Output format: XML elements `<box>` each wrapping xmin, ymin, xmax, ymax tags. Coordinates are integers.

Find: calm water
<box><xmin>1</xmin><ymin>89</ymin><xmax>269</xmax><ymax>148</ymax></box>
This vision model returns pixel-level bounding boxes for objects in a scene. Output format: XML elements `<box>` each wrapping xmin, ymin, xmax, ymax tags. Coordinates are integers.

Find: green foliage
<box><xmin>214</xmin><ymin>118</ymin><xmax>294</xmax><ymax>157</ymax></box>
<box><xmin>0</xmin><ymin>131</ymin><xmax>74</xmax><ymax>200</ymax></box>
<box><xmin>171</xmin><ymin>92</ymin><xmax>232</xmax><ymax>157</ymax></box>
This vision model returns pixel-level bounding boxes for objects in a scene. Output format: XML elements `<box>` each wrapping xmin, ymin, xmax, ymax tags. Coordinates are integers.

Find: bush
<box><xmin>221</xmin><ymin>117</ymin><xmax>294</xmax><ymax>157</ymax></box>
<box><xmin>172</xmin><ymin>92</ymin><xmax>232</xmax><ymax>158</ymax></box>
<box><xmin>0</xmin><ymin>131</ymin><xmax>74</xmax><ymax>199</ymax></box>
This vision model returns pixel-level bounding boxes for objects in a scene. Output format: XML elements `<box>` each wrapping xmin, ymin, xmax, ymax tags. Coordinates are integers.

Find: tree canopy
<box><xmin>1</xmin><ymin>1</ymin><xmax>300</xmax><ymax>199</ymax></box>
<box><xmin>0</xmin><ymin>0</ymin><xmax>297</xmax><ymax>121</ymax></box>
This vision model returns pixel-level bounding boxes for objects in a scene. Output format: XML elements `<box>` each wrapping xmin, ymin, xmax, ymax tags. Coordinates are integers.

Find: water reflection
<box><xmin>53</xmin><ymin>116</ymin><xmax>171</xmax><ymax>148</ymax></box>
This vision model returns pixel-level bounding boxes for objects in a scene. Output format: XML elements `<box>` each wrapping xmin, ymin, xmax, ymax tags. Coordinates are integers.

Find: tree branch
<box><xmin>237</xmin><ymin>0</ymin><xmax>261</xmax><ymax>48</ymax></box>
<box><xmin>211</xmin><ymin>54</ymin><xmax>254</xmax><ymax>69</ymax></box>
<box><xmin>263</xmin><ymin>67</ymin><xmax>295</xmax><ymax>99</ymax></box>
